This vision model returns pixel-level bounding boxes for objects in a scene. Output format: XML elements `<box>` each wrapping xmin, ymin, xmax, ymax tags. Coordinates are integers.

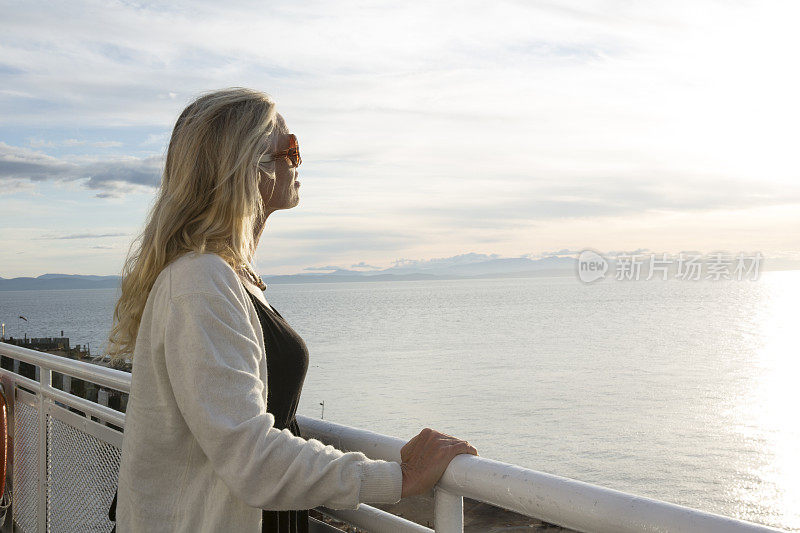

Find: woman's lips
<box><xmin>294</xmin><ymin>180</ymin><xmax>301</xmax><ymax>187</ymax></box>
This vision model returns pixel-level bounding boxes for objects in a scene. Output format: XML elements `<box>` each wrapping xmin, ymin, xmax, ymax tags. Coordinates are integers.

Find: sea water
<box><xmin>1</xmin><ymin>271</ymin><xmax>798</xmax><ymax>530</ymax></box>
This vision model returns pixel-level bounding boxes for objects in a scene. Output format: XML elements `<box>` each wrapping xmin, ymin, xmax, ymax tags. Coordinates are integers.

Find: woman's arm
<box><xmin>162</xmin><ymin>290</ymin><xmax>402</xmax><ymax>511</ymax></box>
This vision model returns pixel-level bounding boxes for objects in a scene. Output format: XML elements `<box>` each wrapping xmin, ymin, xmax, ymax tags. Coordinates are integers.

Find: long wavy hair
<box><xmin>105</xmin><ymin>87</ymin><xmax>285</xmax><ymax>367</ymax></box>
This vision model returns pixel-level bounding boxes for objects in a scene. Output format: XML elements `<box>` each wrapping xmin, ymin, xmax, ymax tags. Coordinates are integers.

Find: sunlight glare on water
<box><xmin>728</xmin><ymin>271</ymin><xmax>800</xmax><ymax>527</ymax></box>
<box><xmin>1</xmin><ymin>271</ymin><xmax>798</xmax><ymax>530</ymax></box>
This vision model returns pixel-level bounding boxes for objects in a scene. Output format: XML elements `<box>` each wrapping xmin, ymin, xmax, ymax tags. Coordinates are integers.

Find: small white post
<box><xmin>98</xmin><ymin>388</ymin><xmax>110</xmax><ymax>427</ymax></box>
<box><xmin>98</xmin><ymin>388</ymin><xmax>109</xmax><ymax>407</ymax></box>
<box><xmin>434</xmin><ymin>486</ymin><xmax>463</xmax><ymax>532</ymax></box>
<box><xmin>38</xmin><ymin>366</ymin><xmax>51</xmax><ymax>532</ymax></box>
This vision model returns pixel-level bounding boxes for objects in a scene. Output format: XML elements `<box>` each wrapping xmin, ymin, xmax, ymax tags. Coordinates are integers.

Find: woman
<box><xmin>106</xmin><ymin>87</ymin><xmax>478</xmax><ymax>533</ymax></box>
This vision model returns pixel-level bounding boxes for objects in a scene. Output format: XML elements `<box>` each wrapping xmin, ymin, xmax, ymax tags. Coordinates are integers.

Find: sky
<box><xmin>1</xmin><ymin>0</ymin><xmax>799</xmax><ymax>277</ymax></box>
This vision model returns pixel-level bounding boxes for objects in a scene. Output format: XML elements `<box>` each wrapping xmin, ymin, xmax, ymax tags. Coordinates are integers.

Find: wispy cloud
<box><xmin>0</xmin><ymin>177</ymin><xmax>36</xmax><ymax>195</ymax></box>
<box><xmin>60</xmin><ymin>139</ymin><xmax>123</xmax><ymax>148</ymax></box>
<box><xmin>303</xmin><ymin>265</ymin><xmax>345</xmax><ymax>272</ymax></box>
<box><xmin>351</xmin><ymin>262</ymin><xmax>381</xmax><ymax>270</ymax></box>
<box><xmin>390</xmin><ymin>253</ymin><xmax>501</xmax><ymax>270</ymax></box>
<box><xmin>38</xmin><ymin>232</ymin><xmax>129</xmax><ymax>240</ymax></box>
<box><xmin>28</xmin><ymin>138</ymin><xmax>55</xmax><ymax>148</ymax></box>
<box><xmin>141</xmin><ymin>132</ymin><xmax>169</xmax><ymax>146</ymax></box>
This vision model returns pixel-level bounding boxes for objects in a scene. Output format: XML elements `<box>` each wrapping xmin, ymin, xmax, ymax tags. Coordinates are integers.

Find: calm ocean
<box><xmin>1</xmin><ymin>272</ymin><xmax>798</xmax><ymax>530</ymax></box>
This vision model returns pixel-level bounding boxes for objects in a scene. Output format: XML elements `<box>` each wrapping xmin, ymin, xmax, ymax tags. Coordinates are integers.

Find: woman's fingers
<box><xmin>449</xmin><ymin>441</ymin><xmax>478</xmax><ymax>455</ymax></box>
<box><xmin>403</xmin><ymin>427</ymin><xmax>434</xmax><ymax>448</ymax></box>
<box><xmin>400</xmin><ymin>427</ymin><xmax>480</xmax><ymax>499</ymax></box>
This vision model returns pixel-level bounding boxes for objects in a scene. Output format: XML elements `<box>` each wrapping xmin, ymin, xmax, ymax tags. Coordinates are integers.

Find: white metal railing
<box><xmin>0</xmin><ymin>341</ymin><xmax>786</xmax><ymax>533</ymax></box>
<box><xmin>0</xmin><ymin>341</ymin><xmax>128</xmax><ymax>533</ymax></box>
<box><xmin>297</xmin><ymin>416</ymin><xmax>786</xmax><ymax>533</ymax></box>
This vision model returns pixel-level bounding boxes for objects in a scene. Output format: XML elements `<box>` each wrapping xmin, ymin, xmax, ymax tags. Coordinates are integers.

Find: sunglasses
<box><xmin>258</xmin><ymin>133</ymin><xmax>302</xmax><ymax>168</ymax></box>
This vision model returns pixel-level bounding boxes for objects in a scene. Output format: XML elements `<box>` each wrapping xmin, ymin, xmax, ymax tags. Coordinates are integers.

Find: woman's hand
<box><xmin>399</xmin><ymin>427</ymin><xmax>479</xmax><ymax>498</ymax></box>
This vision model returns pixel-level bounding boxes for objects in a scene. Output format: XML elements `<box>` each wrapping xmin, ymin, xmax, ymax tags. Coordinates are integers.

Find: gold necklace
<box><xmin>241</xmin><ymin>263</ymin><xmax>267</xmax><ymax>290</ymax></box>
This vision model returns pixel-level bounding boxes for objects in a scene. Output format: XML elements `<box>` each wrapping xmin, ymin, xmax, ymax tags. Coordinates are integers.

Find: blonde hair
<box><xmin>105</xmin><ymin>87</ymin><xmax>286</xmax><ymax>367</ymax></box>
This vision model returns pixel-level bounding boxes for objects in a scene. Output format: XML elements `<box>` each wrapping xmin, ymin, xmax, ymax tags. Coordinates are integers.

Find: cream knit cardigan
<box><xmin>116</xmin><ymin>251</ymin><xmax>402</xmax><ymax>532</ymax></box>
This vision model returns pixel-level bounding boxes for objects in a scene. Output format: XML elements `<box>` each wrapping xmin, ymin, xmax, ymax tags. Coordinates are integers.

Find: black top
<box><xmin>244</xmin><ymin>285</ymin><xmax>311</xmax><ymax>533</ymax></box>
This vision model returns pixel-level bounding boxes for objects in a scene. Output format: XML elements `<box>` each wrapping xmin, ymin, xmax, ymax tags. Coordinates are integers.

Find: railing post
<box><xmin>98</xmin><ymin>387</ymin><xmax>109</xmax><ymax>407</ymax></box>
<box><xmin>38</xmin><ymin>365</ymin><xmax>51</xmax><ymax>532</ymax></box>
<box><xmin>434</xmin><ymin>486</ymin><xmax>463</xmax><ymax>532</ymax></box>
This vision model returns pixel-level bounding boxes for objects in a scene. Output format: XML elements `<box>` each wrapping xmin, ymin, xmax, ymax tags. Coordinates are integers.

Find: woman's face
<box><xmin>259</xmin><ymin>113</ymin><xmax>300</xmax><ymax>212</ymax></box>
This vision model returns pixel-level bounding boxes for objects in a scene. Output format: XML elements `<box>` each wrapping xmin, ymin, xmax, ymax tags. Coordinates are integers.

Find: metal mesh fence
<box><xmin>13</xmin><ymin>398</ymin><xmax>40</xmax><ymax>533</ymax></box>
<box><xmin>47</xmin><ymin>415</ymin><xmax>120</xmax><ymax>532</ymax></box>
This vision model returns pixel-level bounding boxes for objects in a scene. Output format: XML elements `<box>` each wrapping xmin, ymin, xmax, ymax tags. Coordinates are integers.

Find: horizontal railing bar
<box><xmin>319</xmin><ymin>504</ymin><xmax>432</xmax><ymax>533</ymax></box>
<box><xmin>1</xmin><ymin>368</ymin><xmax>42</xmax><ymax>395</ymax></box>
<box><xmin>297</xmin><ymin>414</ymin><xmax>405</xmax><ymax>459</ymax></box>
<box><xmin>0</xmin><ymin>341</ymin><xmax>131</xmax><ymax>393</ymax></box>
<box><xmin>44</xmin><ymin>382</ymin><xmax>127</xmax><ymax>428</ymax></box>
<box><xmin>46</xmin><ymin>397</ymin><xmax>124</xmax><ymax>448</ymax></box>
<box><xmin>13</xmin><ymin>383</ymin><xmax>40</xmax><ymax>408</ymax></box>
<box><xmin>298</xmin><ymin>416</ymin><xmax>783</xmax><ymax>533</ymax></box>
<box><xmin>0</xmin><ymin>368</ymin><xmax>127</xmax><ymax>427</ymax></box>
<box><xmin>440</xmin><ymin>455</ymin><xmax>783</xmax><ymax>533</ymax></box>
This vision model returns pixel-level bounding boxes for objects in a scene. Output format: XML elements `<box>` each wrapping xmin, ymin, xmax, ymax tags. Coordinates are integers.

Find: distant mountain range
<box><xmin>0</xmin><ymin>255</ymin><xmax>576</xmax><ymax>291</ymax></box>
<box><xmin>0</xmin><ymin>273</ymin><xmax>123</xmax><ymax>291</ymax></box>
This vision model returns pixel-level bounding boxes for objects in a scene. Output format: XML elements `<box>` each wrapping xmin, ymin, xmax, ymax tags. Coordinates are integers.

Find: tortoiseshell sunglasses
<box><xmin>257</xmin><ymin>133</ymin><xmax>302</xmax><ymax>168</ymax></box>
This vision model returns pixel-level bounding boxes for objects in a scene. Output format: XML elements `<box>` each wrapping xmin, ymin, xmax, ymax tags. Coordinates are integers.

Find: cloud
<box><xmin>605</xmin><ymin>249</ymin><xmax>651</xmax><ymax>258</ymax></box>
<box><xmin>389</xmin><ymin>252</ymin><xmax>501</xmax><ymax>270</ymax></box>
<box><xmin>29</xmin><ymin>138</ymin><xmax>123</xmax><ymax>148</ymax></box>
<box><xmin>81</xmin><ymin>157</ymin><xmax>163</xmax><ymax>195</ymax></box>
<box><xmin>534</xmin><ymin>249</ymin><xmax>586</xmax><ymax>258</ymax></box>
<box><xmin>0</xmin><ymin>142</ymin><xmax>162</xmax><ymax>197</ymax></box>
<box><xmin>142</xmin><ymin>132</ymin><xmax>169</xmax><ymax>146</ymax></box>
<box><xmin>417</xmin><ymin>175</ymin><xmax>800</xmax><ymax>228</ymax></box>
<box><xmin>0</xmin><ymin>178</ymin><xmax>36</xmax><ymax>195</ymax></box>
<box><xmin>63</xmin><ymin>139</ymin><xmax>123</xmax><ymax>147</ymax></box>
<box><xmin>0</xmin><ymin>142</ymin><xmax>74</xmax><ymax>181</ymax></box>
<box><xmin>28</xmin><ymin>138</ymin><xmax>55</xmax><ymax>148</ymax></box>
<box><xmin>303</xmin><ymin>265</ymin><xmax>345</xmax><ymax>272</ymax></box>
<box><xmin>92</xmin><ymin>141</ymin><xmax>123</xmax><ymax>148</ymax></box>
<box><xmin>350</xmin><ymin>261</ymin><xmax>380</xmax><ymax>270</ymax></box>
<box><xmin>38</xmin><ymin>232</ymin><xmax>128</xmax><ymax>240</ymax></box>
<box><xmin>271</xmin><ymin>225</ymin><xmax>417</xmax><ymax>253</ymax></box>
